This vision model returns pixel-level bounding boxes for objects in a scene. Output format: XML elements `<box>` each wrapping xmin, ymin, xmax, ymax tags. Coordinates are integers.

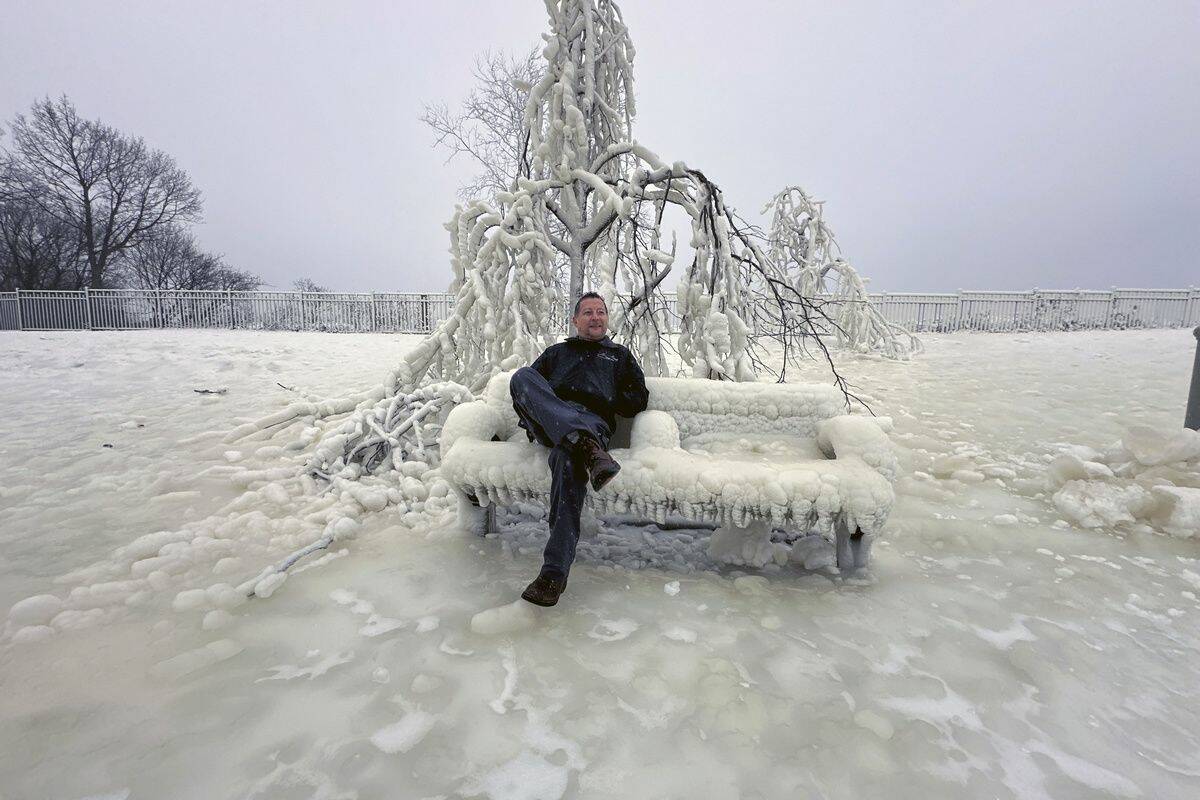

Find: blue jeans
<box><xmin>510</xmin><ymin>367</ymin><xmax>610</xmax><ymax>578</ymax></box>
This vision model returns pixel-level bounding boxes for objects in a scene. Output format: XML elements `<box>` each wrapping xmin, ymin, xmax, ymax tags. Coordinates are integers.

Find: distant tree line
<box><xmin>0</xmin><ymin>96</ymin><xmax>262</xmax><ymax>292</ymax></box>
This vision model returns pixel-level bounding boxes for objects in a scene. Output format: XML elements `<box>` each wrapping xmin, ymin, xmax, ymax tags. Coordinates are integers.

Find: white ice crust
<box><xmin>1047</xmin><ymin>425</ymin><xmax>1200</xmax><ymax>538</ymax></box>
<box><xmin>441</xmin><ymin>373</ymin><xmax>896</xmax><ymax>536</ymax></box>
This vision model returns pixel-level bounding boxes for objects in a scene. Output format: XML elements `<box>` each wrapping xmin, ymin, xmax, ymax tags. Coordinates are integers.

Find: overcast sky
<box><xmin>3</xmin><ymin>0</ymin><xmax>1197</xmax><ymax>293</ymax></box>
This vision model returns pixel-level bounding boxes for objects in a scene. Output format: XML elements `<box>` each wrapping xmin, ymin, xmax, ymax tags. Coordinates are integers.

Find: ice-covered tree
<box><xmin>421</xmin><ymin>48</ymin><xmax>544</xmax><ymax>201</ymax></box>
<box><xmin>764</xmin><ymin>187</ymin><xmax>921</xmax><ymax>359</ymax></box>
<box><xmin>241</xmin><ymin>0</ymin><xmax>907</xmax><ymax>490</ymax></box>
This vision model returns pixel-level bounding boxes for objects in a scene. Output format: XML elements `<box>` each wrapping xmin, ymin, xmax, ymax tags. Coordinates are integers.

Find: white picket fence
<box><xmin>1</xmin><ymin>287</ymin><xmax>1198</xmax><ymax>334</ymax></box>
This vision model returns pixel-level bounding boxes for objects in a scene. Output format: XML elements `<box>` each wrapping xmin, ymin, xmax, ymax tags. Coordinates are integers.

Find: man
<box><xmin>509</xmin><ymin>292</ymin><xmax>649</xmax><ymax>607</ymax></box>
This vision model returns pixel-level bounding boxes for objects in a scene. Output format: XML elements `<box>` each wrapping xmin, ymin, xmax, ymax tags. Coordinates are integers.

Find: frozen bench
<box><xmin>439</xmin><ymin>372</ymin><xmax>897</xmax><ymax>572</ymax></box>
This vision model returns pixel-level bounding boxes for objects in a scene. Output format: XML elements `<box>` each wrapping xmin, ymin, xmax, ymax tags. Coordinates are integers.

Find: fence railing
<box><xmin>1</xmin><ymin>287</ymin><xmax>1198</xmax><ymax>334</ymax></box>
<box><xmin>0</xmin><ymin>289</ymin><xmax>457</xmax><ymax>333</ymax></box>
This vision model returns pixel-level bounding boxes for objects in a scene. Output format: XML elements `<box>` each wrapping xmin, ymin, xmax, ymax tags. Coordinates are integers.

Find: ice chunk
<box><xmin>1047</xmin><ymin>454</ymin><xmax>1114</xmax><ymax>489</ymax></box>
<box><xmin>172</xmin><ymin>589</ymin><xmax>209</xmax><ymax>612</ymax></box>
<box><xmin>262</xmin><ymin>483</ymin><xmax>290</xmax><ymax>506</ymax></box>
<box><xmin>202</xmin><ymin>609</ymin><xmax>232</xmax><ymax>630</ymax></box>
<box><xmin>212</xmin><ymin>557</ymin><xmax>242</xmax><ymax>576</ymax></box>
<box><xmin>1151</xmin><ymin>486</ymin><xmax>1200</xmax><ymax>538</ymax></box>
<box><xmin>12</xmin><ymin>625</ymin><xmax>56</xmax><ymax>644</ymax></box>
<box><xmin>663</xmin><ymin>580</ymin><xmax>680</xmax><ymax>596</ymax></box>
<box><xmin>930</xmin><ymin>454</ymin><xmax>974</xmax><ymax>478</ymax></box>
<box><xmin>1053</xmin><ymin>480</ymin><xmax>1153</xmax><ymax>529</ymax></box>
<box><xmin>359</xmin><ymin>615</ymin><xmax>406</xmax><ymax>637</ymax></box>
<box><xmin>369</xmin><ymin>711</ymin><xmax>437</xmax><ymax>754</ymax></box>
<box><xmin>8</xmin><ymin>594</ymin><xmax>64</xmax><ymax>626</ymax></box>
<box><xmin>1122</xmin><ymin>426</ymin><xmax>1200</xmax><ymax>466</ymax></box>
<box><xmin>471</xmin><ymin>601</ymin><xmax>537</xmax><ymax>635</ymax></box>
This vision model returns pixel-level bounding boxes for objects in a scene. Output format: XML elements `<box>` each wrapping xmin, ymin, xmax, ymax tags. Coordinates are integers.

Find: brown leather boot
<box><xmin>521</xmin><ymin>570</ymin><xmax>568</xmax><ymax>606</ymax></box>
<box><xmin>574</xmin><ymin>434</ymin><xmax>621</xmax><ymax>492</ymax></box>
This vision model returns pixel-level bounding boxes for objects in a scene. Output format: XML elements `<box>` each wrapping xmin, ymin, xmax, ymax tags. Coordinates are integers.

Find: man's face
<box><xmin>573</xmin><ymin>297</ymin><xmax>608</xmax><ymax>341</ymax></box>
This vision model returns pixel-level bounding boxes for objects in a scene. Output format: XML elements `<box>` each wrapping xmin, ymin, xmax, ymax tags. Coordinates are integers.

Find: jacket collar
<box><xmin>566</xmin><ymin>334</ymin><xmax>620</xmax><ymax>349</ymax></box>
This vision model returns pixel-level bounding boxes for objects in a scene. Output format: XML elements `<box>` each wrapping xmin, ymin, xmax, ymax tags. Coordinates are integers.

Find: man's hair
<box><xmin>572</xmin><ymin>291</ymin><xmax>607</xmax><ymax>317</ymax></box>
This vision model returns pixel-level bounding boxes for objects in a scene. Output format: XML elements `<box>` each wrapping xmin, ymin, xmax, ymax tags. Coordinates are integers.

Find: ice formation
<box><xmin>262</xmin><ymin>0</ymin><xmax>915</xmax><ymax>488</ymax></box>
<box><xmin>6</xmin><ymin>326</ymin><xmax>1200</xmax><ymax>799</ymax></box>
<box><xmin>1046</xmin><ymin>425</ymin><xmax>1200</xmax><ymax>537</ymax></box>
<box><xmin>764</xmin><ymin>186</ymin><xmax>921</xmax><ymax>359</ymax></box>
<box><xmin>442</xmin><ymin>372</ymin><xmax>897</xmax><ymax>559</ymax></box>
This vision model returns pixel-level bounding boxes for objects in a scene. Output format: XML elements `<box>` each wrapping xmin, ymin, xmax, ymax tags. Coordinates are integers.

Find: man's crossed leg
<box><xmin>509</xmin><ymin>367</ymin><xmax>621</xmax><ymax>606</ymax></box>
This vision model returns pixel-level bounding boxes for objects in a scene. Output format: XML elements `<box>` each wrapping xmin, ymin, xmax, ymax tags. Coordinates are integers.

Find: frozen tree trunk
<box><xmin>569</xmin><ymin>247</ymin><xmax>585</xmax><ymax>312</ymax></box>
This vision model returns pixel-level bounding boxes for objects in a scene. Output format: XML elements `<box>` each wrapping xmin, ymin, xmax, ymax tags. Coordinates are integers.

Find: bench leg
<box><xmin>458</xmin><ymin>492</ymin><xmax>495</xmax><ymax>537</ymax></box>
<box><xmin>835</xmin><ymin>516</ymin><xmax>869</xmax><ymax>573</ymax></box>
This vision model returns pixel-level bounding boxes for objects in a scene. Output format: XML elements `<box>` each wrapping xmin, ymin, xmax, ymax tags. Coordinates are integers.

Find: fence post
<box><xmin>83</xmin><ymin>287</ymin><xmax>94</xmax><ymax>330</ymax></box>
<box><xmin>1187</xmin><ymin>327</ymin><xmax>1200</xmax><ymax>430</ymax></box>
<box><xmin>1187</xmin><ymin>286</ymin><xmax>1200</xmax><ymax>327</ymax></box>
<box><xmin>1104</xmin><ymin>286</ymin><xmax>1116</xmax><ymax>329</ymax></box>
<box><xmin>154</xmin><ymin>289</ymin><xmax>163</xmax><ymax>328</ymax></box>
<box><xmin>227</xmin><ymin>289</ymin><xmax>234</xmax><ymax>328</ymax></box>
<box><xmin>370</xmin><ymin>292</ymin><xmax>377</xmax><ymax>332</ymax></box>
<box><xmin>300</xmin><ymin>292</ymin><xmax>307</xmax><ymax>331</ymax></box>
<box><xmin>15</xmin><ymin>287</ymin><xmax>24</xmax><ymax>330</ymax></box>
<box><xmin>420</xmin><ymin>293</ymin><xmax>429</xmax><ymax>332</ymax></box>
<box><xmin>954</xmin><ymin>289</ymin><xmax>964</xmax><ymax>332</ymax></box>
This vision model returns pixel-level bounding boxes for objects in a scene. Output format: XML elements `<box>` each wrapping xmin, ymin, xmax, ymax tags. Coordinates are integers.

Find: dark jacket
<box><xmin>531</xmin><ymin>335</ymin><xmax>650</xmax><ymax>431</ymax></box>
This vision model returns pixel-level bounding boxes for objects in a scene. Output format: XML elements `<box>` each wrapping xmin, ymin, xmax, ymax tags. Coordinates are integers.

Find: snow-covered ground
<box><xmin>1</xmin><ymin>328</ymin><xmax>1198</xmax><ymax>800</ymax></box>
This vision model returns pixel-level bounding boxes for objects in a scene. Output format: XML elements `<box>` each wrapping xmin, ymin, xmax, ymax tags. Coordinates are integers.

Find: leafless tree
<box><xmin>119</xmin><ymin>224</ymin><xmax>255</xmax><ymax>291</ymax></box>
<box><xmin>292</xmin><ymin>277</ymin><xmax>330</xmax><ymax>293</ymax></box>
<box><xmin>421</xmin><ymin>48</ymin><xmax>542</xmax><ymax>200</ymax></box>
<box><xmin>211</xmin><ymin>266</ymin><xmax>262</xmax><ymax>291</ymax></box>
<box><xmin>3</xmin><ymin>96</ymin><xmax>203</xmax><ymax>288</ymax></box>
<box><xmin>0</xmin><ymin>166</ymin><xmax>85</xmax><ymax>290</ymax></box>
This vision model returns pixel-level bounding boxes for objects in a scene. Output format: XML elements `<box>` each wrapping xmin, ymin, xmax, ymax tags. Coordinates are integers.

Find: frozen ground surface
<box><xmin>1</xmin><ymin>328</ymin><xmax>1198</xmax><ymax>800</ymax></box>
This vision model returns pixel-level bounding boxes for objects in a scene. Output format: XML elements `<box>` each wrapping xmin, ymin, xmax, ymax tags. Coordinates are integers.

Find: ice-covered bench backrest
<box><xmin>466</xmin><ymin>372</ymin><xmax>847</xmax><ymax>449</ymax></box>
<box><xmin>642</xmin><ymin>377</ymin><xmax>846</xmax><ymax>439</ymax></box>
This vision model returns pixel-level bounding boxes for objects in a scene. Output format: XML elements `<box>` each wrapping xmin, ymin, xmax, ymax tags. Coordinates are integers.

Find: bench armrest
<box><xmin>442</xmin><ymin>401</ymin><xmax>511</xmax><ymax>457</ymax></box>
<box><xmin>817</xmin><ymin>416</ymin><xmax>898</xmax><ymax>481</ymax></box>
<box><xmin>629</xmin><ymin>410</ymin><xmax>681</xmax><ymax>451</ymax></box>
